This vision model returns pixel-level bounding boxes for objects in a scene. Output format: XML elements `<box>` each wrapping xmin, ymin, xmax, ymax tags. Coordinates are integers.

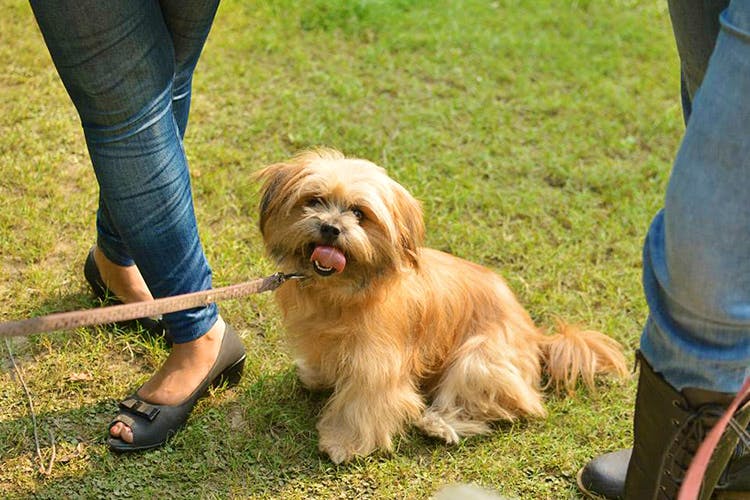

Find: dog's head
<box><xmin>256</xmin><ymin>148</ymin><xmax>424</xmax><ymax>285</ymax></box>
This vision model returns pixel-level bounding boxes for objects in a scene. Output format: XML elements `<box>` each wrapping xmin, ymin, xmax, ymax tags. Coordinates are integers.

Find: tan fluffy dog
<box><xmin>256</xmin><ymin>148</ymin><xmax>627</xmax><ymax>464</ymax></box>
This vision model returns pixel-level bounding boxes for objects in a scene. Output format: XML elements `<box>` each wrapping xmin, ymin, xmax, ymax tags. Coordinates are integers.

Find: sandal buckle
<box><xmin>120</xmin><ymin>398</ymin><xmax>160</xmax><ymax>421</ymax></box>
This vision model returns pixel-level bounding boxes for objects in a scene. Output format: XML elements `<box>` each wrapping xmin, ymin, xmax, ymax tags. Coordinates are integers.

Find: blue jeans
<box><xmin>668</xmin><ymin>0</ymin><xmax>728</xmax><ymax>123</ymax></box>
<box><xmin>641</xmin><ymin>0</ymin><xmax>750</xmax><ymax>392</ymax></box>
<box><xmin>30</xmin><ymin>0</ymin><xmax>221</xmax><ymax>343</ymax></box>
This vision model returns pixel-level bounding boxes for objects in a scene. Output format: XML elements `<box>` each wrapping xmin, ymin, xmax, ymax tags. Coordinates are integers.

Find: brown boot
<box><xmin>577</xmin><ymin>351</ymin><xmax>750</xmax><ymax>499</ymax></box>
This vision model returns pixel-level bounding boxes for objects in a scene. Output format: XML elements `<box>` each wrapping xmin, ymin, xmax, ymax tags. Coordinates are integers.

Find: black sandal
<box><xmin>107</xmin><ymin>324</ymin><xmax>246</xmax><ymax>452</ymax></box>
<box><xmin>84</xmin><ymin>246</ymin><xmax>171</xmax><ymax>343</ymax></box>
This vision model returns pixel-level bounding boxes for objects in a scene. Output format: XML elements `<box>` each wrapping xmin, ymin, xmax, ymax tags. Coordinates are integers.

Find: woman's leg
<box><xmin>578</xmin><ymin>2</ymin><xmax>750</xmax><ymax>496</ymax></box>
<box><xmin>640</xmin><ymin>1</ymin><xmax>750</xmax><ymax>394</ymax></box>
<box><xmin>93</xmin><ymin>0</ymin><xmax>221</xmax><ymax>305</ymax></box>
<box><xmin>160</xmin><ymin>0</ymin><xmax>221</xmax><ymax>137</ymax></box>
<box><xmin>669</xmin><ymin>0</ymin><xmax>729</xmax><ymax>124</ymax></box>
<box><xmin>30</xmin><ymin>0</ymin><xmax>217</xmax><ymax>342</ymax></box>
<box><xmin>29</xmin><ymin>0</ymin><xmax>229</xmax><ymax>444</ymax></box>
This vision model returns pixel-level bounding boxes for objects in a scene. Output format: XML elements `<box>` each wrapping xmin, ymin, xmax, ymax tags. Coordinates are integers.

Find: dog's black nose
<box><xmin>320</xmin><ymin>223</ymin><xmax>341</xmax><ymax>241</ymax></box>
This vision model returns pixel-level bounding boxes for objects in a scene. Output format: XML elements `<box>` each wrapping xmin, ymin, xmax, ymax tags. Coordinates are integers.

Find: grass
<box><xmin>0</xmin><ymin>0</ymin><xmax>683</xmax><ymax>498</ymax></box>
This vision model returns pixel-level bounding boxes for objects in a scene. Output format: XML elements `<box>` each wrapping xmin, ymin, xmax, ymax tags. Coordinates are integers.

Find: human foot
<box><xmin>84</xmin><ymin>246</ymin><xmax>168</xmax><ymax>339</ymax></box>
<box><xmin>108</xmin><ymin>318</ymin><xmax>246</xmax><ymax>449</ymax></box>
<box><xmin>109</xmin><ymin>318</ymin><xmax>225</xmax><ymax>444</ymax></box>
<box><xmin>90</xmin><ymin>246</ymin><xmax>153</xmax><ymax>304</ymax></box>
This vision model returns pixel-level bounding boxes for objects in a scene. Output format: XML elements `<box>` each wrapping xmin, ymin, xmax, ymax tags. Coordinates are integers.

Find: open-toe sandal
<box><xmin>107</xmin><ymin>324</ymin><xmax>246</xmax><ymax>452</ymax></box>
<box><xmin>84</xmin><ymin>246</ymin><xmax>171</xmax><ymax>343</ymax></box>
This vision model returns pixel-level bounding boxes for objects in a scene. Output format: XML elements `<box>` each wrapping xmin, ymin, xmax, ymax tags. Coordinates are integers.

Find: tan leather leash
<box><xmin>0</xmin><ymin>272</ymin><xmax>303</xmax><ymax>338</ymax></box>
<box><xmin>678</xmin><ymin>377</ymin><xmax>750</xmax><ymax>500</ymax></box>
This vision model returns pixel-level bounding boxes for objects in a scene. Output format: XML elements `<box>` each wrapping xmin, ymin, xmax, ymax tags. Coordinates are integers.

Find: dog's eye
<box><xmin>351</xmin><ymin>207</ymin><xmax>364</xmax><ymax>221</ymax></box>
<box><xmin>306</xmin><ymin>197</ymin><xmax>324</xmax><ymax>207</ymax></box>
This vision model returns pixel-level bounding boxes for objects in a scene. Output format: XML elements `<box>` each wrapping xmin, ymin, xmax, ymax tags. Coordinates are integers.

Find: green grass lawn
<box><xmin>0</xmin><ymin>1</ymin><xmax>682</xmax><ymax>498</ymax></box>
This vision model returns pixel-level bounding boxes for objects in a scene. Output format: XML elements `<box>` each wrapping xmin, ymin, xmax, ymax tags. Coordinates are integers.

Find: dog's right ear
<box><xmin>253</xmin><ymin>161</ymin><xmax>299</xmax><ymax>234</ymax></box>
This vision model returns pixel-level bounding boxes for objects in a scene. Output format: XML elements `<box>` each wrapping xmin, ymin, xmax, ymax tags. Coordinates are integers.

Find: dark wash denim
<box><xmin>641</xmin><ymin>0</ymin><xmax>750</xmax><ymax>392</ymax></box>
<box><xmin>30</xmin><ymin>0</ymin><xmax>221</xmax><ymax>343</ymax></box>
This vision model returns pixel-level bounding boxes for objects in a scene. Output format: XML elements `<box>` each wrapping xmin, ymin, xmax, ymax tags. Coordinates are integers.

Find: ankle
<box><xmin>136</xmin><ymin>316</ymin><xmax>227</xmax><ymax>405</ymax></box>
<box><xmin>172</xmin><ymin>317</ymin><xmax>226</xmax><ymax>355</ymax></box>
<box><xmin>93</xmin><ymin>247</ymin><xmax>153</xmax><ymax>303</ymax></box>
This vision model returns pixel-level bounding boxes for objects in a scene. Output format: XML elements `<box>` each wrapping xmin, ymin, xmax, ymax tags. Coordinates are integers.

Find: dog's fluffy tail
<box><xmin>539</xmin><ymin>320</ymin><xmax>628</xmax><ymax>394</ymax></box>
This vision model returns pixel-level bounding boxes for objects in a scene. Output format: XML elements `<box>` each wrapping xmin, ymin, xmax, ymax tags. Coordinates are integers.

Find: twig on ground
<box><xmin>4</xmin><ymin>338</ymin><xmax>56</xmax><ymax>475</ymax></box>
<box><xmin>44</xmin><ymin>428</ymin><xmax>56</xmax><ymax>476</ymax></box>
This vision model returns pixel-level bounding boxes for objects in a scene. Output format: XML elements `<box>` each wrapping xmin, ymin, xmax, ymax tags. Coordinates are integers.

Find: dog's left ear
<box><xmin>391</xmin><ymin>181</ymin><xmax>425</xmax><ymax>267</ymax></box>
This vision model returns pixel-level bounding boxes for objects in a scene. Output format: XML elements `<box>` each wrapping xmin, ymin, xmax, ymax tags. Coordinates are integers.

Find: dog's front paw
<box><xmin>319</xmin><ymin>441</ymin><xmax>354</xmax><ymax>464</ymax></box>
<box><xmin>318</xmin><ymin>427</ymin><xmax>377</xmax><ymax>464</ymax></box>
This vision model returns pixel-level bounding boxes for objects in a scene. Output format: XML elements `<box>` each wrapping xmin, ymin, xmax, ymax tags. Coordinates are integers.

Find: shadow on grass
<box><xmin>1</xmin><ymin>369</ymin><xmax>318</xmax><ymax>497</ymax></box>
<box><xmin>2</xmin><ymin>292</ymin><xmax>532</xmax><ymax>498</ymax></box>
<box><xmin>4</xmin><ymin>360</ymin><xmax>529</xmax><ymax>498</ymax></box>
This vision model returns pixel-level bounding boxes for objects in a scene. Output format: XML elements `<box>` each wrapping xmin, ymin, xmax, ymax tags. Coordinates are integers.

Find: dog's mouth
<box><xmin>309</xmin><ymin>245</ymin><xmax>346</xmax><ymax>277</ymax></box>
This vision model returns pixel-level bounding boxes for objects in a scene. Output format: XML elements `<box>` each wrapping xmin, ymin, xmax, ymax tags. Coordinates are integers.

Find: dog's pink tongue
<box><xmin>310</xmin><ymin>245</ymin><xmax>346</xmax><ymax>273</ymax></box>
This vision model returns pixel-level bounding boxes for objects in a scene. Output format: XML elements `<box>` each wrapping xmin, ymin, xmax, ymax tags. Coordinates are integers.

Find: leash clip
<box><xmin>282</xmin><ymin>272</ymin><xmax>307</xmax><ymax>280</ymax></box>
<box><xmin>260</xmin><ymin>272</ymin><xmax>308</xmax><ymax>293</ymax></box>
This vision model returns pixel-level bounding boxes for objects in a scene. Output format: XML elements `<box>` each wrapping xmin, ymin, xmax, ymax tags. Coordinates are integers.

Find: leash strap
<box><xmin>678</xmin><ymin>377</ymin><xmax>750</xmax><ymax>500</ymax></box>
<box><xmin>0</xmin><ymin>272</ymin><xmax>300</xmax><ymax>338</ymax></box>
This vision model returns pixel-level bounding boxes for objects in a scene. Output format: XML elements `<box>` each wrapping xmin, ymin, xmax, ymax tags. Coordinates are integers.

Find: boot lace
<box><xmin>660</xmin><ymin>404</ymin><xmax>727</xmax><ymax>498</ymax></box>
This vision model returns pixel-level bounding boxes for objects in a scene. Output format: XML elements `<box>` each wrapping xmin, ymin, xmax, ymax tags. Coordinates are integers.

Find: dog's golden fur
<box><xmin>256</xmin><ymin>148</ymin><xmax>627</xmax><ymax>464</ymax></box>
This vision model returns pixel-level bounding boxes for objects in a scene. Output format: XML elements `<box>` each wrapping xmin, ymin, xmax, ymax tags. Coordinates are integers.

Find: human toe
<box><xmin>109</xmin><ymin>421</ymin><xmax>134</xmax><ymax>443</ymax></box>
